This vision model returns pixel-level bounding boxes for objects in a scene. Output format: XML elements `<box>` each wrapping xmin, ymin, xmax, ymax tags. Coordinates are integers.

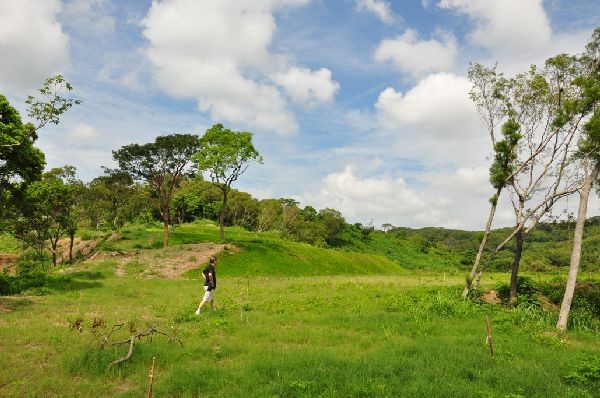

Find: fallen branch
<box><xmin>106</xmin><ymin>325</ymin><xmax>182</xmax><ymax>369</ymax></box>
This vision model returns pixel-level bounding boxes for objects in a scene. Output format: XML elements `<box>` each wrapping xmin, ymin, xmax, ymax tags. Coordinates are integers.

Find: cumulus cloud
<box><xmin>273</xmin><ymin>67</ymin><xmax>339</xmax><ymax>106</ymax></box>
<box><xmin>312</xmin><ymin>165</ymin><xmax>426</xmax><ymax>221</ymax></box>
<box><xmin>304</xmin><ymin>164</ymin><xmax>518</xmax><ymax>229</ymax></box>
<box><xmin>142</xmin><ymin>0</ymin><xmax>334</xmax><ymax>135</ymax></box>
<box><xmin>0</xmin><ymin>0</ymin><xmax>69</xmax><ymax>95</ymax></box>
<box><xmin>375</xmin><ymin>73</ymin><xmax>479</xmax><ymax>138</ymax></box>
<box><xmin>375</xmin><ymin>29</ymin><xmax>458</xmax><ymax>77</ymax></box>
<box><xmin>438</xmin><ymin>0</ymin><xmax>551</xmax><ymax>56</ymax></box>
<box><xmin>356</xmin><ymin>0</ymin><xmax>395</xmax><ymax>24</ymax></box>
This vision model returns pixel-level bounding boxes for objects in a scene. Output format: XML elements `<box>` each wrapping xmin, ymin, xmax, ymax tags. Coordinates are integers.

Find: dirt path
<box><xmin>90</xmin><ymin>243</ymin><xmax>236</xmax><ymax>278</ymax></box>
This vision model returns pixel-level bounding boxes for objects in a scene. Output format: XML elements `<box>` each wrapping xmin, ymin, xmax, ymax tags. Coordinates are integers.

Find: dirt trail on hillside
<box><xmin>1</xmin><ymin>233</ymin><xmax>234</xmax><ymax>278</ymax></box>
<box><xmin>90</xmin><ymin>243</ymin><xmax>236</xmax><ymax>278</ymax></box>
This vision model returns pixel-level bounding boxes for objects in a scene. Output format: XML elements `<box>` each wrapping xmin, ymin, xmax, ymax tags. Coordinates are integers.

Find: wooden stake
<box><xmin>147</xmin><ymin>357</ymin><xmax>156</xmax><ymax>398</ymax></box>
<box><xmin>485</xmin><ymin>316</ymin><xmax>494</xmax><ymax>358</ymax></box>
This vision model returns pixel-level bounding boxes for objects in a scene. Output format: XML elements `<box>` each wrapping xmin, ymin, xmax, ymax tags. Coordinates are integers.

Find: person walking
<box><xmin>195</xmin><ymin>256</ymin><xmax>217</xmax><ymax>314</ymax></box>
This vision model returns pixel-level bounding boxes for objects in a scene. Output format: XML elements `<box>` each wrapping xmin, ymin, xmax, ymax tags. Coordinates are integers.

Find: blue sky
<box><xmin>1</xmin><ymin>0</ymin><xmax>599</xmax><ymax>230</ymax></box>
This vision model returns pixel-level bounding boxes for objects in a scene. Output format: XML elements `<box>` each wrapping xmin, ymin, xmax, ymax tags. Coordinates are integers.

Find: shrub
<box><xmin>17</xmin><ymin>251</ymin><xmax>51</xmax><ymax>274</ymax></box>
<box><xmin>564</xmin><ymin>357</ymin><xmax>600</xmax><ymax>385</ymax></box>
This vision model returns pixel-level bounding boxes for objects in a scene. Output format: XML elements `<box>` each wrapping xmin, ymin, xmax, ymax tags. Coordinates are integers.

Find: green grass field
<box><xmin>0</xmin><ymin>223</ymin><xmax>598</xmax><ymax>397</ymax></box>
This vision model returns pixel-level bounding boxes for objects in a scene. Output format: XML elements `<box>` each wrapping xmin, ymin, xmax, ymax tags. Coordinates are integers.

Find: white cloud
<box><xmin>438</xmin><ymin>0</ymin><xmax>552</xmax><ymax>56</ymax></box>
<box><xmin>68</xmin><ymin>123</ymin><xmax>100</xmax><ymax>141</ymax></box>
<box><xmin>302</xmin><ymin>164</ymin><xmax>521</xmax><ymax>230</ymax></box>
<box><xmin>0</xmin><ymin>0</ymin><xmax>69</xmax><ymax>95</ymax></box>
<box><xmin>273</xmin><ymin>67</ymin><xmax>339</xmax><ymax>106</ymax></box>
<box><xmin>62</xmin><ymin>0</ymin><xmax>116</xmax><ymax>35</ymax></box>
<box><xmin>356</xmin><ymin>0</ymin><xmax>395</xmax><ymax>24</ymax></box>
<box><xmin>375</xmin><ymin>73</ymin><xmax>479</xmax><ymax>138</ymax></box>
<box><xmin>142</xmin><ymin>0</ymin><xmax>332</xmax><ymax>135</ymax></box>
<box><xmin>375</xmin><ymin>29</ymin><xmax>458</xmax><ymax>77</ymax></box>
<box><xmin>310</xmin><ymin>165</ymin><xmax>426</xmax><ymax>221</ymax></box>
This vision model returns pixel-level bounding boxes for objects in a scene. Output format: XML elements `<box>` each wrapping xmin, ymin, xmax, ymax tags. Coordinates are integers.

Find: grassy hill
<box><xmin>95</xmin><ymin>221</ymin><xmax>404</xmax><ymax>277</ymax></box>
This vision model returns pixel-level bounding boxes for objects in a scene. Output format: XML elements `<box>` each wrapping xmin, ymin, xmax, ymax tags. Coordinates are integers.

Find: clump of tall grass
<box><xmin>491</xmin><ymin>277</ymin><xmax>600</xmax><ymax>332</ymax></box>
<box><xmin>384</xmin><ymin>287</ymin><xmax>479</xmax><ymax>319</ymax></box>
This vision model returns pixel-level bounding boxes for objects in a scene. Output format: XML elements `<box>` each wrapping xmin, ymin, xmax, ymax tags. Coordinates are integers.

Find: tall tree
<box><xmin>44</xmin><ymin>166</ymin><xmax>84</xmax><ymax>263</ymax></box>
<box><xmin>113</xmin><ymin>134</ymin><xmax>199</xmax><ymax>247</ymax></box>
<box><xmin>464</xmin><ymin>54</ymin><xmax>588</xmax><ymax>300</ymax></box>
<box><xmin>557</xmin><ymin>28</ymin><xmax>600</xmax><ymax>330</ymax></box>
<box><xmin>193</xmin><ymin>124</ymin><xmax>262</xmax><ymax>241</ymax></box>
<box><xmin>463</xmin><ymin>64</ymin><xmax>515</xmax><ymax>298</ymax></box>
<box><xmin>1</xmin><ymin>75</ymin><xmax>80</xmax><ymax>230</ymax></box>
<box><xmin>0</xmin><ymin>95</ymin><xmax>45</xmax><ymax>222</ymax></box>
<box><xmin>14</xmin><ymin>177</ymin><xmax>72</xmax><ymax>267</ymax></box>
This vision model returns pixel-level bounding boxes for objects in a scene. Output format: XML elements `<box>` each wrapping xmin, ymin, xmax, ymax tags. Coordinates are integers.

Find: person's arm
<box><xmin>208</xmin><ymin>272</ymin><xmax>214</xmax><ymax>288</ymax></box>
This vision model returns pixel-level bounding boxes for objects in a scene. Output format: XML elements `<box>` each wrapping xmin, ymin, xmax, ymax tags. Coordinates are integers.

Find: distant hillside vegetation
<box><xmin>343</xmin><ymin>217</ymin><xmax>600</xmax><ymax>272</ymax></box>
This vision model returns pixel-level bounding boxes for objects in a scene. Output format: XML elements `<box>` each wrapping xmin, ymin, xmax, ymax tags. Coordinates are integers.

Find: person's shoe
<box><xmin>195</xmin><ymin>308</ymin><xmax>201</xmax><ymax>315</ymax></box>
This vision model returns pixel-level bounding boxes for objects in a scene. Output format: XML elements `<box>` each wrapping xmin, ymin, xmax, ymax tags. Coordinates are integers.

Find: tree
<box><xmin>318</xmin><ymin>208</ymin><xmax>346</xmax><ymax>247</ymax></box>
<box><xmin>464</xmin><ymin>55</ymin><xmax>587</xmax><ymax>300</ymax></box>
<box><xmin>557</xmin><ymin>28</ymin><xmax>600</xmax><ymax>330</ymax></box>
<box><xmin>193</xmin><ymin>124</ymin><xmax>263</xmax><ymax>241</ymax></box>
<box><xmin>462</xmin><ymin>64</ymin><xmax>517</xmax><ymax>298</ymax></box>
<box><xmin>44</xmin><ymin>166</ymin><xmax>84</xmax><ymax>263</ymax></box>
<box><xmin>0</xmin><ymin>95</ymin><xmax>45</xmax><ymax>223</ymax></box>
<box><xmin>14</xmin><ymin>177</ymin><xmax>72</xmax><ymax>267</ymax></box>
<box><xmin>1</xmin><ymin>75</ymin><xmax>79</xmax><ymax>234</ymax></box>
<box><xmin>257</xmin><ymin>199</ymin><xmax>282</xmax><ymax>232</ymax></box>
<box><xmin>87</xmin><ymin>169</ymin><xmax>138</xmax><ymax>230</ymax></box>
<box><xmin>113</xmin><ymin>134</ymin><xmax>199</xmax><ymax>247</ymax></box>
<box><xmin>226</xmin><ymin>190</ymin><xmax>260</xmax><ymax>230</ymax></box>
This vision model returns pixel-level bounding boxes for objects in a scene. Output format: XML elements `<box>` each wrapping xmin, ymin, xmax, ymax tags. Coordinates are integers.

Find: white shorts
<box><xmin>202</xmin><ymin>286</ymin><xmax>215</xmax><ymax>301</ymax></box>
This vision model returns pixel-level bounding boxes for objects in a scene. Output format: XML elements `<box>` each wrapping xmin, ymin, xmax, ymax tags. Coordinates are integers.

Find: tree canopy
<box><xmin>113</xmin><ymin>134</ymin><xmax>199</xmax><ymax>247</ymax></box>
<box><xmin>193</xmin><ymin>123</ymin><xmax>263</xmax><ymax>241</ymax></box>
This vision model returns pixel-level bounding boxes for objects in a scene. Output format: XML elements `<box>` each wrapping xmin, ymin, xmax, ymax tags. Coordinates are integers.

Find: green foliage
<box><xmin>564</xmin><ymin>357</ymin><xmax>600</xmax><ymax>385</ymax></box>
<box><xmin>113</xmin><ymin>134</ymin><xmax>200</xmax><ymax>246</ymax></box>
<box><xmin>0</xmin><ymin>232</ymin><xmax>21</xmax><ymax>253</ymax></box>
<box><xmin>24</xmin><ymin>75</ymin><xmax>81</xmax><ymax>130</ymax></box>
<box><xmin>0</xmin><ymin>95</ymin><xmax>45</xmax><ymax>217</ymax></box>
<box><xmin>193</xmin><ymin>123</ymin><xmax>263</xmax><ymax>188</ymax></box>
<box><xmin>193</xmin><ymin>123</ymin><xmax>263</xmax><ymax>241</ymax></box>
<box><xmin>489</xmin><ymin>118</ymin><xmax>521</xmax><ymax>189</ymax></box>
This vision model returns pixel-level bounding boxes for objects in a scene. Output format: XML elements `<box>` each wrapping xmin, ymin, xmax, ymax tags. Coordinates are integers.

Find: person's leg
<box><xmin>210</xmin><ymin>297</ymin><xmax>216</xmax><ymax>310</ymax></box>
<box><xmin>196</xmin><ymin>288</ymin><xmax>214</xmax><ymax>314</ymax></box>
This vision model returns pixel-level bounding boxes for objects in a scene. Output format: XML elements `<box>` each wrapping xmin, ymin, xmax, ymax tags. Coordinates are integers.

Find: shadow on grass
<box><xmin>0</xmin><ymin>296</ymin><xmax>34</xmax><ymax>312</ymax></box>
<box><xmin>0</xmin><ymin>273</ymin><xmax>104</xmax><ymax>296</ymax></box>
<box><xmin>64</xmin><ymin>271</ymin><xmax>105</xmax><ymax>280</ymax></box>
<box><xmin>45</xmin><ymin>276</ymin><xmax>103</xmax><ymax>292</ymax></box>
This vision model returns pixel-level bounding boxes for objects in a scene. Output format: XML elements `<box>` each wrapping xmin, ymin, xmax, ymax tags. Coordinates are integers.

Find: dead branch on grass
<box><xmin>105</xmin><ymin>325</ymin><xmax>182</xmax><ymax>369</ymax></box>
<box><xmin>68</xmin><ymin>317</ymin><xmax>182</xmax><ymax>369</ymax></box>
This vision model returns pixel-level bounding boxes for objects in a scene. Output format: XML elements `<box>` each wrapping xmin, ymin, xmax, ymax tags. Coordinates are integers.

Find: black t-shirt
<box><xmin>202</xmin><ymin>265</ymin><xmax>216</xmax><ymax>289</ymax></box>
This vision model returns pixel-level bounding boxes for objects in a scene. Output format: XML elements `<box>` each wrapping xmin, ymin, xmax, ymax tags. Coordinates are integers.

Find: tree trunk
<box><xmin>463</xmin><ymin>187</ymin><xmax>501</xmax><ymax>298</ymax></box>
<box><xmin>162</xmin><ymin>206</ymin><xmax>170</xmax><ymax>248</ymax></box>
<box><xmin>69</xmin><ymin>233</ymin><xmax>75</xmax><ymax>264</ymax></box>
<box><xmin>556</xmin><ymin>161</ymin><xmax>600</xmax><ymax>330</ymax></box>
<box><xmin>51</xmin><ymin>239</ymin><xmax>58</xmax><ymax>267</ymax></box>
<box><xmin>509</xmin><ymin>229</ymin><xmax>524</xmax><ymax>305</ymax></box>
<box><xmin>219</xmin><ymin>189</ymin><xmax>228</xmax><ymax>242</ymax></box>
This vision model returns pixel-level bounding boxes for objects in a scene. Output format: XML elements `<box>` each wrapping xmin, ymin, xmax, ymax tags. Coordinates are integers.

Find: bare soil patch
<box><xmin>0</xmin><ymin>254</ymin><xmax>19</xmax><ymax>275</ymax></box>
<box><xmin>90</xmin><ymin>243</ymin><xmax>235</xmax><ymax>278</ymax></box>
<box><xmin>481</xmin><ymin>290</ymin><xmax>502</xmax><ymax>305</ymax></box>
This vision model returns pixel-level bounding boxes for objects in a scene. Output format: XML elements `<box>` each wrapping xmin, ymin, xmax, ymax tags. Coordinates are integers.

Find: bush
<box><xmin>564</xmin><ymin>357</ymin><xmax>600</xmax><ymax>385</ymax></box>
<box><xmin>17</xmin><ymin>251</ymin><xmax>51</xmax><ymax>274</ymax></box>
<box><xmin>0</xmin><ymin>272</ymin><xmax>49</xmax><ymax>295</ymax></box>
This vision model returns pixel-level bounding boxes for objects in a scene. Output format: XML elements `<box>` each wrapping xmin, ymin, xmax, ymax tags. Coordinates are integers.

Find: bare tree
<box><xmin>465</xmin><ymin>55</ymin><xmax>590</xmax><ymax>299</ymax></box>
<box><xmin>557</xmin><ymin>28</ymin><xmax>600</xmax><ymax>329</ymax></box>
